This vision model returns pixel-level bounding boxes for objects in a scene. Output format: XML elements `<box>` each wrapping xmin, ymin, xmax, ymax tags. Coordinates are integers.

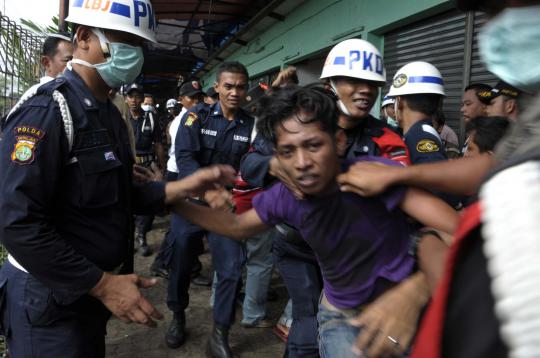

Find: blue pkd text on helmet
<box><xmin>73</xmin><ymin>0</ymin><xmax>155</xmax><ymax>30</ymax></box>
<box><xmin>333</xmin><ymin>51</ymin><xmax>384</xmax><ymax>75</ymax></box>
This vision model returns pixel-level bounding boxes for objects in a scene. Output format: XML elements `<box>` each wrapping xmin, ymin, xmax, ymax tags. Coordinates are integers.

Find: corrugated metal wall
<box><xmin>383</xmin><ymin>10</ymin><xmax>497</xmax><ymax>138</ymax></box>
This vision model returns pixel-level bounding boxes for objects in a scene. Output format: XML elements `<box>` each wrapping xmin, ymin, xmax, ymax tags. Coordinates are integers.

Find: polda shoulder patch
<box><xmin>416</xmin><ymin>139</ymin><xmax>439</xmax><ymax>153</ymax></box>
<box><xmin>11</xmin><ymin>126</ymin><xmax>45</xmax><ymax>165</ymax></box>
<box><xmin>184</xmin><ymin>112</ymin><xmax>198</xmax><ymax>127</ymax></box>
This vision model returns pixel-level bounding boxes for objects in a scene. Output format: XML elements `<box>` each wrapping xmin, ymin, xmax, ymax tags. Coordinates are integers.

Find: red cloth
<box><xmin>372</xmin><ymin>127</ymin><xmax>411</xmax><ymax>166</ymax></box>
<box><xmin>410</xmin><ymin>201</ymin><xmax>482</xmax><ymax>358</ymax></box>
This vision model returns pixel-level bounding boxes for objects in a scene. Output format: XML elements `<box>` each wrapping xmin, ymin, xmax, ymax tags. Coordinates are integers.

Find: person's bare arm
<box><xmin>338</xmin><ymin>154</ymin><xmax>494</xmax><ymax>197</ymax></box>
<box><xmin>164</xmin><ymin>165</ymin><xmax>236</xmax><ymax>205</ymax></box>
<box><xmin>418</xmin><ymin>234</ymin><xmax>449</xmax><ymax>293</ymax></box>
<box><xmin>171</xmin><ymin>201</ymin><xmax>269</xmax><ymax>240</ymax></box>
<box><xmin>401</xmin><ymin>188</ymin><xmax>460</xmax><ymax>235</ymax></box>
<box><xmin>350</xmin><ymin>272</ymin><xmax>431</xmax><ymax>358</ymax></box>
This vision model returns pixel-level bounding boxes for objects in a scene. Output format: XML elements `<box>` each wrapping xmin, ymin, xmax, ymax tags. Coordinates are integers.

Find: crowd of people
<box><xmin>0</xmin><ymin>0</ymin><xmax>539</xmax><ymax>357</ymax></box>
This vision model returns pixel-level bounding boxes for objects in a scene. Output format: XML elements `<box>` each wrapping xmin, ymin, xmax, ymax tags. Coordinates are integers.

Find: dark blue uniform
<box><xmin>240</xmin><ymin>117</ymin><xmax>410</xmax><ymax>358</ymax></box>
<box><xmin>130</xmin><ymin>110</ymin><xmax>161</xmax><ymax>248</ymax></box>
<box><xmin>403</xmin><ymin>119</ymin><xmax>462</xmax><ymax>207</ymax></box>
<box><xmin>168</xmin><ymin>102</ymin><xmax>253</xmax><ymax>327</ymax></box>
<box><xmin>0</xmin><ymin>69</ymin><xmax>165</xmax><ymax>357</ymax></box>
<box><xmin>403</xmin><ymin>119</ymin><xmax>447</xmax><ymax>164</ymax></box>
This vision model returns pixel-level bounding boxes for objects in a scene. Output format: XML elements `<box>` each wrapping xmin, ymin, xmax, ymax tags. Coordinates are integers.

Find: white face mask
<box><xmin>329</xmin><ymin>79</ymin><xmax>351</xmax><ymax>116</ymax></box>
<box><xmin>394</xmin><ymin>98</ymin><xmax>400</xmax><ymax>124</ymax></box>
<box><xmin>141</xmin><ymin>104</ymin><xmax>154</xmax><ymax>112</ymax></box>
<box><xmin>384</xmin><ymin>107</ymin><xmax>398</xmax><ymax>128</ymax></box>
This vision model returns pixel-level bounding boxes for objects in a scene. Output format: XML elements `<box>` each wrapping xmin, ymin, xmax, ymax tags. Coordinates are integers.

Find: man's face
<box><xmin>215</xmin><ymin>72</ymin><xmax>248</xmax><ymax>112</ymax></box>
<box><xmin>44</xmin><ymin>40</ymin><xmax>73</xmax><ymax>78</ymax></box>
<box><xmin>383</xmin><ymin>104</ymin><xmax>396</xmax><ymax>119</ymax></box>
<box><xmin>274</xmin><ymin>115</ymin><xmax>340</xmax><ymax>197</ymax></box>
<box><xmin>179</xmin><ymin>95</ymin><xmax>199</xmax><ymax>110</ymax></box>
<box><xmin>486</xmin><ymin>95</ymin><xmax>509</xmax><ymax>117</ymax></box>
<box><xmin>333</xmin><ymin>77</ymin><xmax>378</xmax><ymax>120</ymax></box>
<box><xmin>464</xmin><ymin>132</ymin><xmax>481</xmax><ymax>158</ymax></box>
<box><xmin>143</xmin><ymin>96</ymin><xmax>154</xmax><ymax>106</ymax></box>
<box><xmin>126</xmin><ymin>91</ymin><xmax>143</xmax><ymax>111</ymax></box>
<box><xmin>460</xmin><ymin>89</ymin><xmax>486</xmax><ymax>122</ymax></box>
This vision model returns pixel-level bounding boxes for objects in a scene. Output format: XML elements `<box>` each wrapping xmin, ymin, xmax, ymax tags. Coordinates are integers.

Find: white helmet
<box><xmin>388</xmin><ymin>61</ymin><xmax>445</xmax><ymax>97</ymax></box>
<box><xmin>166</xmin><ymin>98</ymin><xmax>177</xmax><ymax>108</ymax></box>
<box><xmin>320</xmin><ymin>39</ymin><xmax>386</xmax><ymax>85</ymax></box>
<box><xmin>381</xmin><ymin>94</ymin><xmax>395</xmax><ymax>107</ymax></box>
<box><xmin>66</xmin><ymin>0</ymin><xmax>157</xmax><ymax>43</ymax></box>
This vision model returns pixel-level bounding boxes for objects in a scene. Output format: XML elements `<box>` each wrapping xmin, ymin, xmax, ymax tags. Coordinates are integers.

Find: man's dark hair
<box><xmin>402</xmin><ymin>94</ymin><xmax>442</xmax><ymax>117</ymax></box>
<box><xmin>466</xmin><ymin>116</ymin><xmax>510</xmax><ymax>153</ymax></box>
<box><xmin>464</xmin><ymin>83</ymin><xmax>492</xmax><ymax>94</ymax></box>
<box><xmin>42</xmin><ymin>34</ymin><xmax>70</xmax><ymax>57</ymax></box>
<box><xmin>216</xmin><ymin>61</ymin><xmax>249</xmax><ymax>82</ymax></box>
<box><xmin>256</xmin><ymin>86</ymin><xmax>338</xmax><ymax>144</ymax></box>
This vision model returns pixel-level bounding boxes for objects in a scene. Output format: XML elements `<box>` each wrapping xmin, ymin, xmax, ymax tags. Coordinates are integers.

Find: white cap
<box><xmin>320</xmin><ymin>39</ymin><xmax>386</xmax><ymax>85</ymax></box>
<box><xmin>66</xmin><ymin>0</ymin><xmax>157</xmax><ymax>43</ymax></box>
<box><xmin>166</xmin><ymin>98</ymin><xmax>177</xmax><ymax>108</ymax></box>
<box><xmin>388</xmin><ymin>61</ymin><xmax>445</xmax><ymax>97</ymax></box>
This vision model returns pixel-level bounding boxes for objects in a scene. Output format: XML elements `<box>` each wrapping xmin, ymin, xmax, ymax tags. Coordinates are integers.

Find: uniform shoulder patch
<box><xmin>11</xmin><ymin>126</ymin><xmax>46</xmax><ymax>165</ymax></box>
<box><xmin>184</xmin><ymin>112</ymin><xmax>198</xmax><ymax>127</ymax></box>
<box><xmin>416</xmin><ymin>139</ymin><xmax>439</xmax><ymax>153</ymax></box>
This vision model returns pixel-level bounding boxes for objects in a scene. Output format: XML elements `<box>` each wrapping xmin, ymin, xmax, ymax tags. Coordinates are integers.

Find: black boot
<box><xmin>206</xmin><ymin>324</ymin><xmax>237</xmax><ymax>358</ymax></box>
<box><xmin>165</xmin><ymin>311</ymin><xmax>186</xmax><ymax>348</ymax></box>
<box><xmin>137</xmin><ymin>232</ymin><xmax>152</xmax><ymax>257</ymax></box>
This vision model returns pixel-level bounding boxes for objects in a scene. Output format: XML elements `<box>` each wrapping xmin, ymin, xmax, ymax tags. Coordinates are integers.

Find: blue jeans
<box><xmin>317</xmin><ymin>304</ymin><xmax>361</xmax><ymax>358</ymax></box>
<box><xmin>242</xmin><ymin>229</ymin><xmax>274</xmax><ymax>324</ymax></box>
<box><xmin>317</xmin><ymin>304</ymin><xmax>409</xmax><ymax>358</ymax></box>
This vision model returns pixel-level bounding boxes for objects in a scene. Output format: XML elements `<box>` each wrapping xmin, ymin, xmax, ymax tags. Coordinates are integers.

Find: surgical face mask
<box><xmin>329</xmin><ymin>79</ymin><xmax>351</xmax><ymax>116</ymax></box>
<box><xmin>384</xmin><ymin>107</ymin><xmax>398</xmax><ymax>128</ymax></box>
<box><xmin>479</xmin><ymin>6</ymin><xmax>540</xmax><ymax>92</ymax></box>
<box><xmin>71</xmin><ymin>28</ymin><xmax>144</xmax><ymax>88</ymax></box>
<box><xmin>141</xmin><ymin>104</ymin><xmax>154</xmax><ymax>112</ymax></box>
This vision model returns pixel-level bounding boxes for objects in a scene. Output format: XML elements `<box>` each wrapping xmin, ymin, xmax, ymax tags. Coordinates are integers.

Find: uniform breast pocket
<box><xmin>231</xmin><ymin>133</ymin><xmax>250</xmax><ymax>155</ymax></box>
<box><xmin>71</xmin><ymin>148</ymin><xmax>123</xmax><ymax>208</ymax></box>
<box><xmin>201</xmin><ymin>132</ymin><xmax>217</xmax><ymax>149</ymax></box>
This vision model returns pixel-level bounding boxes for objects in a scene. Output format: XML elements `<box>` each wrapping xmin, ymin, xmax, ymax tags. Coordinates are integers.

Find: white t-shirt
<box><xmin>166</xmin><ymin>108</ymin><xmax>187</xmax><ymax>173</ymax></box>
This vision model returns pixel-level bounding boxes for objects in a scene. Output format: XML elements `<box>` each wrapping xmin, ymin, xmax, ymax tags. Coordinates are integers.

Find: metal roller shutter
<box><xmin>383</xmin><ymin>10</ymin><xmax>497</xmax><ymax>139</ymax></box>
<box><xmin>470</xmin><ymin>12</ymin><xmax>497</xmax><ymax>86</ymax></box>
<box><xmin>383</xmin><ymin>10</ymin><xmax>466</xmax><ymax>134</ymax></box>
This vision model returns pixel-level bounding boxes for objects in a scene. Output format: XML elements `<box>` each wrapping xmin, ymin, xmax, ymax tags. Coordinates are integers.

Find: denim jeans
<box><xmin>317</xmin><ymin>304</ymin><xmax>361</xmax><ymax>358</ymax></box>
<box><xmin>317</xmin><ymin>304</ymin><xmax>409</xmax><ymax>358</ymax></box>
<box><xmin>241</xmin><ymin>229</ymin><xmax>274</xmax><ymax>324</ymax></box>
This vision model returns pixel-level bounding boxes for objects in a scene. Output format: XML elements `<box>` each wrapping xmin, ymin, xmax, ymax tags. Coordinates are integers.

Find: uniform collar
<box><xmin>211</xmin><ymin>101</ymin><xmax>251</xmax><ymax>125</ymax></box>
<box><xmin>61</xmin><ymin>68</ymin><xmax>102</xmax><ymax>111</ymax></box>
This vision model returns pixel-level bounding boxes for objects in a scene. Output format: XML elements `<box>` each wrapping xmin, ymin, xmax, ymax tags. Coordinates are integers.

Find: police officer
<box><xmin>165</xmin><ymin>61</ymin><xmax>253</xmax><ymax>358</ymax></box>
<box><xmin>125</xmin><ymin>83</ymin><xmax>165</xmax><ymax>256</ymax></box>
<box><xmin>0</xmin><ymin>1</ymin><xmax>235</xmax><ymax>356</ymax></box>
<box><xmin>39</xmin><ymin>32</ymin><xmax>73</xmax><ymax>83</ymax></box>
<box><xmin>240</xmin><ymin>39</ymin><xmax>413</xmax><ymax>358</ymax></box>
<box><xmin>381</xmin><ymin>94</ymin><xmax>399</xmax><ymax>129</ymax></box>
<box><xmin>389</xmin><ymin>61</ymin><xmax>447</xmax><ymax>165</ymax></box>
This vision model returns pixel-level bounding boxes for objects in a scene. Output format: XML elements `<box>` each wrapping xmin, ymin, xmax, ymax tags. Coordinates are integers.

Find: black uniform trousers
<box><xmin>0</xmin><ymin>261</ymin><xmax>110</xmax><ymax>358</ymax></box>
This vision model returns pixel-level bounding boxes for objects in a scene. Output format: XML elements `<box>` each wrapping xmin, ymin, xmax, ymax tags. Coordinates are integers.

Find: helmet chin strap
<box><xmin>329</xmin><ymin>79</ymin><xmax>351</xmax><ymax>116</ymax></box>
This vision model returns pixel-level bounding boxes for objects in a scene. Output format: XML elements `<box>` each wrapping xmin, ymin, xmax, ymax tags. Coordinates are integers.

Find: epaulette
<box><xmin>5</xmin><ymin>77</ymin><xmax>74</xmax><ymax>152</ymax></box>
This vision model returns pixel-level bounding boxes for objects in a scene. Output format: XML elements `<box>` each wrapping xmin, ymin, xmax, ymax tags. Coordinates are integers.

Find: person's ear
<box><xmin>506</xmin><ymin>99</ymin><xmax>517</xmax><ymax>115</ymax></box>
<box><xmin>41</xmin><ymin>56</ymin><xmax>50</xmax><ymax>70</ymax></box>
<box><xmin>75</xmin><ymin>26</ymin><xmax>92</xmax><ymax>51</ymax></box>
<box><xmin>213</xmin><ymin>81</ymin><xmax>219</xmax><ymax>92</ymax></box>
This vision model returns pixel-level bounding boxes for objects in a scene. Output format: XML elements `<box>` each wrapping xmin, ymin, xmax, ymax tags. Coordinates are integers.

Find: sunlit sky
<box><xmin>2</xmin><ymin>0</ymin><xmax>59</xmax><ymax>29</ymax></box>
